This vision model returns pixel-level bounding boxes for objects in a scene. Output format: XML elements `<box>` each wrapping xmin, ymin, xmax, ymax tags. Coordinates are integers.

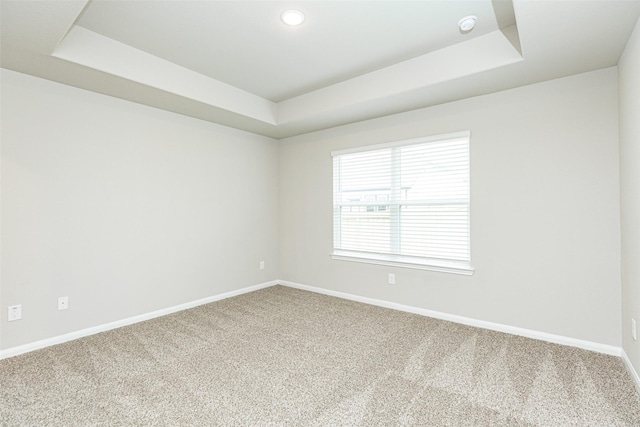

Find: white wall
<box><xmin>279</xmin><ymin>68</ymin><xmax>621</xmax><ymax>347</ymax></box>
<box><xmin>0</xmin><ymin>69</ymin><xmax>279</xmax><ymax>350</ymax></box>
<box><xmin>0</xmin><ymin>64</ymin><xmax>626</xmax><ymax>354</ymax></box>
<box><xmin>619</xmin><ymin>16</ymin><xmax>640</xmax><ymax>376</ymax></box>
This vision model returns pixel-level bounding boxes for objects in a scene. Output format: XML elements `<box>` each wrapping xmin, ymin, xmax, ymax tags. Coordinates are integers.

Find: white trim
<box><xmin>0</xmin><ymin>280</ymin><xmax>278</xmax><ymax>360</ymax></box>
<box><xmin>330</xmin><ymin>130</ymin><xmax>470</xmax><ymax>157</ymax></box>
<box><xmin>331</xmin><ymin>251</ymin><xmax>474</xmax><ymax>275</ymax></box>
<box><xmin>1</xmin><ymin>279</ymin><xmax>624</xmax><ymax>361</ymax></box>
<box><xmin>279</xmin><ymin>280</ymin><xmax>621</xmax><ymax>357</ymax></box>
<box><xmin>622</xmin><ymin>349</ymin><xmax>640</xmax><ymax>395</ymax></box>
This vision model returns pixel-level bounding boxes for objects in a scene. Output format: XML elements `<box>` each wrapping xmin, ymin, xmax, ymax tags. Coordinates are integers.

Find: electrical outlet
<box><xmin>633</xmin><ymin>318</ymin><xmax>637</xmax><ymax>341</ymax></box>
<box><xmin>259</xmin><ymin>261</ymin><xmax>265</xmax><ymax>270</ymax></box>
<box><xmin>388</xmin><ymin>273</ymin><xmax>396</xmax><ymax>285</ymax></box>
<box><xmin>58</xmin><ymin>296</ymin><xmax>69</xmax><ymax>311</ymax></box>
<box><xmin>8</xmin><ymin>305</ymin><xmax>21</xmax><ymax>321</ymax></box>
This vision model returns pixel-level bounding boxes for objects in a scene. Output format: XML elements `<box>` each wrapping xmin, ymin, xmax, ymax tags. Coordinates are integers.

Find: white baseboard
<box><xmin>1</xmin><ymin>279</ymin><xmax>625</xmax><ymax>363</ymax></box>
<box><xmin>0</xmin><ymin>280</ymin><xmax>278</xmax><ymax>360</ymax></box>
<box><xmin>622</xmin><ymin>349</ymin><xmax>640</xmax><ymax>395</ymax></box>
<box><xmin>279</xmin><ymin>280</ymin><xmax>622</xmax><ymax>357</ymax></box>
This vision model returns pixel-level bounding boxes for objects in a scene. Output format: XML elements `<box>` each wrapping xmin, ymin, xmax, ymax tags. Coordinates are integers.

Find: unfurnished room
<box><xmin>1</xmin><ymin>0</ymin><xmax>640</xmax><ymax>425</ymax></box>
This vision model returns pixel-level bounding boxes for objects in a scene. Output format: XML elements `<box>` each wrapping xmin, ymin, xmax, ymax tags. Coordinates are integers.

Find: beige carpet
<box><xmin>1</xmin><ymin>285</ymin><xmax>639</xmax><ymax>426</ymax></box>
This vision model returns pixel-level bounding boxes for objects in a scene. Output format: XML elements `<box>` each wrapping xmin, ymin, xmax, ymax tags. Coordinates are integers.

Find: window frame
<box><xmin>331</xmin><ymin>131</ymin><xmax>473</xmax><ymax>276</ymax></box>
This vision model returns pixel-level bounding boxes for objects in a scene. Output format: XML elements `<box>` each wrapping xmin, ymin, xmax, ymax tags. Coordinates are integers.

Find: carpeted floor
<box><xmin>1</xmin><ymin>285</ymin><xmax>639</xmax><ymax>426</ymax></box>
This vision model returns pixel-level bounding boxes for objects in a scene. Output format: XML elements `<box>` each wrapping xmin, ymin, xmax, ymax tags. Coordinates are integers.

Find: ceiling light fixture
<box><xmin>281</xmin><ymin>9</ymin><xmax>305</xmax><ymax>26</ymax></box>
<box><xmin>458</xmin><ymin>15</ymin><xmax>477</xmax><ymax>33</ymax></box>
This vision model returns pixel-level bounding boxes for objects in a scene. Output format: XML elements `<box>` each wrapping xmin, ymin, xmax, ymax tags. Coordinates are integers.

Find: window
<box><xmin>332</xmin><ymin>131</ymin><xmax>472</xmax><ymax>275</ymax></box>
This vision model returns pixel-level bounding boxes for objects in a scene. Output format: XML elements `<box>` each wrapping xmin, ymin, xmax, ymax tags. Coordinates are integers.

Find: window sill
<box><xmin>331</xmin><ymin>251</ymin><xmax>474</xmax><ymax>276</ymax></box>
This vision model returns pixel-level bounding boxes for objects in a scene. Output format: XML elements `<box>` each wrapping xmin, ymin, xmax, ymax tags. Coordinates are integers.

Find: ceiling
<box><xmin>2</xmin><ymin>0</ymin><xmax>640</xmax><ymax>139</ymax></box>
<box><xmin>76</xmin><ymin>1</ymin><xmax>505</xmax><ymax>102</ymax></box>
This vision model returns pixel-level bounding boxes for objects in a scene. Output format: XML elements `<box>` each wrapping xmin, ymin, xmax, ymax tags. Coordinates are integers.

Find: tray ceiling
<box><xmin>2</xmin><ymin>1</ymin><xmax>639</xmax><ymax>138</ymax></box>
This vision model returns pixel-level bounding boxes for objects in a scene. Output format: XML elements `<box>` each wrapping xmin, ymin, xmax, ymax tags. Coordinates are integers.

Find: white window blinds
<box><xmin>332</xmin><ymin>131</ymin><xmax>472</xmax><ymax>275</ymax></box>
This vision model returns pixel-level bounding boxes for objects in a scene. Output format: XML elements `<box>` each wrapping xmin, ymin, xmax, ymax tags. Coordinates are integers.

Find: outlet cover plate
<box><xmin>8</xmin><ymin>305</ymin><xmax>22</xmax><ymax>321</ymax></box>
<box><xmin>58</xmin><ymin>296</ymin><xmax>69</xmax><ymax>311</ymax></box>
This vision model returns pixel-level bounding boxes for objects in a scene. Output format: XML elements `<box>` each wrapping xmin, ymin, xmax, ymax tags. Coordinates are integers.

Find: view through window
<box><xmin>332</xmin><ymin>132</ymin><xmax>472</xmax><ymax>274</ymax></box>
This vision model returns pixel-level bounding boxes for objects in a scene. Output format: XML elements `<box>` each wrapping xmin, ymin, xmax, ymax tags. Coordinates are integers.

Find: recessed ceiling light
<box><xmin>281</xmin><ymin>9</ymin><xmax>305</xmax><ymax>26</ymax></box>
<box><xmin>458</xmin><ymin>15</ymin><xmax>477</xmax><ymax>33</ymax></box>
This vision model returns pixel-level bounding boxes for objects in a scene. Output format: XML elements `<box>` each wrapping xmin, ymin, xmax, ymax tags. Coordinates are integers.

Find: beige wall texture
<box><xmin>279</xmin><ymin>67</ymin><xmax>622</xmax><ymax>347</ymax></box>
<box><xmin>619</xmin><ymin>16</ymin><xmax>640</xmax><ymax>377</ymax></box>
<box><xmin>0</xmin><ymin>69</ymin><xmax>279</xmax><ymax>350</ymax></box>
